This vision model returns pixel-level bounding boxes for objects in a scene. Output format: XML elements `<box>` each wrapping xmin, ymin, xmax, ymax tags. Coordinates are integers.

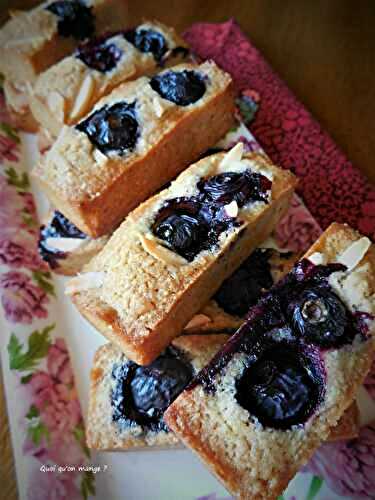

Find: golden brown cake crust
<box><xmin>86</xmin><ymin>334</ymin><xmax>229</xmax><ymax>450</ymax></box>
<box><xmin>165</xmin><ymin>223</ymin><xmax>375</xmax><ymax>500</ymax></box>
<box><xmin>69</xmin><ymin>150</ymin><xmax>297</xmax><ymax>365</ymax></box>
<box><xmin>34</xmin><ymin>61</ymin><xmax>236</xmax><ymax>237</ymax></box>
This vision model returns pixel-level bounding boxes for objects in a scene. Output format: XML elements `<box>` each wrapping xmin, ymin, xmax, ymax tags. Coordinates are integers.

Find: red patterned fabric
<box><xmin>184</xmin><ymin>19</ymin><xmax>375</xmax><ymax>239</ymax></box>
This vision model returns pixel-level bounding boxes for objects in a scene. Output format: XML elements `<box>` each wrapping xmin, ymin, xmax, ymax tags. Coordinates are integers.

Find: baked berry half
<box><xmin>124</xmin><ymin>27</ymin><xmax>168</xmax><ymax>62</ymax></box>
<box><xmin>152</xmin><ymin>169</ymin><xmax>272</xmax><ymax>262</ymax></box>
<box><xmin>111</xmin><ymin>347</ymin><xmax>193</xmax><ymax>432</ymax></box>
<box><xmin>76</xmin><ymin>101</ymin><xmax>139</xmax><ymax>155</ymax></box>
<box><xmin>46</xmin><ymin>0</ymin><xmax>95</xmax><ymax>40</ymax></box>
<box><xmin>75</xmin><ymin>32</ymin><xmax>123</xmax><ymax>72</ymax></box>
<box><xmin>150</xmin><ymin>70</ymin><xmax>206</xmax><ymax>106</ymax></box>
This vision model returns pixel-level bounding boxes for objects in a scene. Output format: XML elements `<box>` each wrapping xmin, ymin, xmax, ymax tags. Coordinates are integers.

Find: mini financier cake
<box><xmin>38</xmin><ymin>210</ymin><xmax>109</xmax><ymax>275</ymax></box>
<box><xmin>182</xmin><ymin>239</ymin><xmax>360</xmax><ymax>442</ymax></box>
<box><xmin>165</xmin><ymin>223</ymin><xmax>375</xmax><ymax>499</ymax></box>
<box><xmin>87</xmin><ymin>334</ymin><xmax>229</xmax><ymax>450</ymax></box>
<box><xmin>0</xmin><ymin>0</ymin><xmax>127</xmax><ymax>131</ymax></box>
<box><xmin>30</xmin><ymin>21</ymin><xmax>189</xmax><ymax>136</ymax></box>
<box><xmin>67</xmin><ymin>145</ymin><xmax>297</xmax><ymax>364</ymax></box>
<box><xmin>34</xmin><ymin>61</ymin><xmax>235</xmax><ymax>237</ymax></box>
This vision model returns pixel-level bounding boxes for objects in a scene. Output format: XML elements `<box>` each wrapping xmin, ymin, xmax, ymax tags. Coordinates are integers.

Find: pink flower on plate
<box><xmin>0</xmin><ymin>238</ymin><xmax>43</xmax><ymax>270</ymax></box>
<box><xmin>305</xmin><ymin>424</ymin><xmax>375</xmax><ymax>499</ymax></box>
<box><xmin>0</xmin><ymin>270</ymin><xmax>48</xmax><ymax>324</ymax></box>
<box><xmin>25</xmin><ymin>339</ymin><xmax>85</xmax><ymax>466</ymax></box>
<box><xmin>274</xmin><ymin>194</ymin><xmax>322</xmax><ymax>253</ymax></box>
<box><xmin>27</xmin><ymin>470</ymin><xmax>81</xmax><ymax>500</ymax></box>
<box><xmin>20</xmin><ymin>192</ymin><xmax>38</xmax><ymax>221</ymax></box>
<box><xmin>0</xmin><ymin>175</ymin><xmax>25</xmax><ymax>237</ymax></box>
<box><xmin>0</xmin><ymin>132</ymin><xmax>19</xmax><ymax>162</ymax></box>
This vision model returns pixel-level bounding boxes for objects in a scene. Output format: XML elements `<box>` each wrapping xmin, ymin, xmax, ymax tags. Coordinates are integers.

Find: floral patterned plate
<box><xmin>0</xmin><ymin>85</ymin><xmax>375</xmax><ymax>500</ymax></box>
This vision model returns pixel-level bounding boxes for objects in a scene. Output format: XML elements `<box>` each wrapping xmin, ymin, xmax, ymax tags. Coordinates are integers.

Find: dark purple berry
<box><xmin>152</xmin><ymin>198</ymin><xmax>210</xmax><ymax>262</ymax></box>
<box><xmin>150</xmin><ymin>70</ymin><xmax>206</xmax><ymax>106</ymax></box>
<box><xmin>46</xmin><ymin>0</ymin><xmax>94</xmax><ymax>40</ymax></box>
<box><xmin>75</xmin><ymin>33</ymin><xmax>123</xmax><ymax>72</ymax></box>
<box><xmin>38</xmin><ymin>211</ymin><xmax>86</xmax><ymax>268</ymax></box>
<box><xmin>111</xmin><ymin>347</ymin><xmax>192</xmax><ymax>432</ymax></box>
<box><xmin>76</xmin><ymin>101</ymin><xmax>138</xmax><ymax>155</ymax></box>
<box><xmin>124</xmin><ymin>28</ymin><xmax>168</xmax><ymax>62</ymax></box>
<box><xmin>215</xmin><ymin>249</ymin><xmax>274</xmax><ymax>317</ymax></box>
<box><xmin>289</xmin><ymin>287</ymin><xmax>348</xmax><ymax>348</ymax></box>
<box><xmin>235</xmin><ymin>346</ymin><xmax>323</xmax><ymax>429</ymax></box>
<box><xmin>198</xmin><ymin>171</ymin><xmax>272</xmax><ymax>207</ymax></box>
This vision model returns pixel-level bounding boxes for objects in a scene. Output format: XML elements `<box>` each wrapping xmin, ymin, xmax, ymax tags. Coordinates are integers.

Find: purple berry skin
<box><xmin>150</xmin><ymin>70</ymin><xmax>206</xmax><ymax>106</ymax></box>
<box><xmin>111</xmin><ymin>347</ymin><xmax>193</xmax><ymax>432</ymax></box>
<box><xmin>76</xmin><ymin>101</ymin><xmax>138</xmax><ymax>155</ymax></box>
<box><xmin>46</xmin><ymin>0</ymin><xmax>95</xmax><ymax>40</ymax></box>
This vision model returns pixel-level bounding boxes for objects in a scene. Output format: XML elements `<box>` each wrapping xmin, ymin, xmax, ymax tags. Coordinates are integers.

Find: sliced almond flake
<box><xmin>308</xmin><ymin>252</ymin><xmax>325</xmax><ymax>265</ymax></box>
<box><xmin>337</xmin><ymin>237</ymin><xmax>371</xmax><ymax>271</ymax></box>
<box><xmin>45</xmin><ymin>237</ymin><xmax>85</xmax><ymax>252</ymax></box>
<box><xmin>260</xmin><ymin>237</ymin><xmax>293</xmax><ymax>254</ymax></box>
<box><xmin>47</xmin><ymin>91</ymin><xmax>65</xmax><ymax>122</ymax></box>
<box><xmin>184</xmin><ymin>314</ymin><xmax>212</xmax><ymax>330</ymax></box>
<box><xmin>69</xmin><ymin>74</ymin><xmax>95</xmax><ymax>121</ymax></box>
<box><xmin>65</xmin><ymin>271</ymin><xmax>104</xmax><ymax>295</ymax></box>
<box><xmin>223</xmin><ymin>200</ymin><xmax>239</xmax><ymax>218</ymax></box>
<box><xmin>219</xmin><ymin>142</ymin><xmax>244</xmax><ymax>169</ymax></box>
<box><xmin>152</xmin><ymin>97</ymin><xmax>166</xmax><ymax>118</ymax></box>
<box><xmin>94</xmin><ymin>148</ymin><xmax>108</xmax><ymax>166</ymax></box>
<box><xmin>217</xmin><ymin>159</ymin><xmax>248</xmax><ymax>175</ymax></box>
<box><xmin>25</xmin><ymin>81</ymin><xmax>34</xmax><ymax>96</ymax></box>
<box><xmin>139</xmin><ymin>234</ymin><xmax>187</xmax><ymax>267</ymax></box>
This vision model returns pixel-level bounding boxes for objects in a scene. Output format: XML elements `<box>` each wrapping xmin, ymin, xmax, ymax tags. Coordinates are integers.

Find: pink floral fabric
<box><xmin>0</xmin><ymin>85</ymin><xmax>93</xmax><ymax>499</ymax></box>
<box><xmin>0</xmin><ymin>271</ymin><xmax>48</xmax><ymax>324</ymax></box>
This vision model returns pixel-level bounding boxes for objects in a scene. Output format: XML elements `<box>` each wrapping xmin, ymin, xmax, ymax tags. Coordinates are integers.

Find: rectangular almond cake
<box><xmin>33</xmin><ymin>61</ymin><xmax>235</xmax><ymax>236</ymax></box>
<box><xmin>87</xmin><ymin>333</ymin><xmax>356</xmax><ymax>451</ymax></box>
<box><xmin>165</xmin><ymin>223</ymin><xmax>375</xmax><ymax>499</ymax></box>
<box><xmin>0</xmin><ymin>0</ymin><xmax>127</xmax><ymax>130</ymax></box>
<box><xmin>67</xmin><ymin>144</ymin><xmax>297</xmax><ymax>364</ymax></box>
<box><xmin>29</xmin><ymin>21</ymin><xmax>188</xmax><ymax>136</ymax></box>
<box><xmin>87</xmin><ymin>334</ymin><xmax>229</xmax><ymax>450</ymax></box>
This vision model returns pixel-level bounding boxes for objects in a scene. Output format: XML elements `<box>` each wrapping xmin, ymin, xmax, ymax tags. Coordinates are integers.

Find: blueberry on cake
<box><xmin>30</xmin><ymin>21</ymin><xmax>189</xmax><ymax>136</ymax></box>
<box><xmin>67</xmin><ymin>145</ymin><xmax>297</xmax><ymax>364</ymax></box>
<box><xmin>39</xmin><ymin>210</ymin><xmax>109</xmax><ymax>275</ymax></box>
<box><xmin>87</xmin><ymin>335</ymin><xmax>229</xmax><ymax>450</ymax></box>
<box><xmin>183</xmin><ymin>243</ymin><xmax>298</xmax><ymax>335</ymax></box>
<box><xmin>33</xmin><ymin>61</ymin><xmax>235</xmax><ymax>237</ymax></box>
<box><xmin>165</xmin><ymin>223</ymin><xmax>375</xmax><ymax>499</ymax></box>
